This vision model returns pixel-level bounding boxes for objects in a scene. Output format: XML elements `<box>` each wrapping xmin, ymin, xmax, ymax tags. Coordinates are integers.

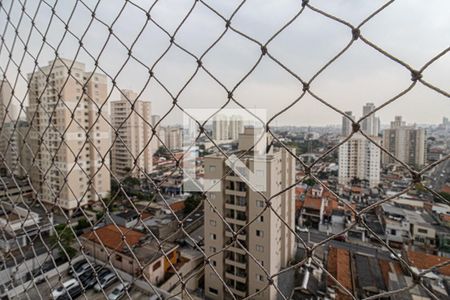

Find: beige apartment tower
<box><xmin>111</xmin><ymin>89</ymin><xmax>153</xmax><ymax>178</ymax></box>
<box><xmin>338</xmin><ymin>133</ymin><xmax>381</xmax><ymax>188</ymax></box>
<box><xmin>204</xmin><ymin>127</ymin><xmax>296</xmax><ymax>300</ymax></box>
<box><xmin>382</xmin><ymin>116</ymin><xmax>426</xmax><ymax>167</ymax></box>
<box><xmin>26</xmin><ymin>58</ymin><xmax>111</xmax><ymax>215</ymax></box>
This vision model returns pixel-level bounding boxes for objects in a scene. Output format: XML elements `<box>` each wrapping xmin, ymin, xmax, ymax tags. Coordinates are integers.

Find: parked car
<box><xmin>68</xmin><ymin>259</ymin><xmax>87</xmax><ymax>275</ymax></box>
<box><xmin>57</xmin><ymin>284</ymin><xmax>84</xmax><ymax>300</ymax></box>
<box><xmin>77</xmin><ymin>265</ymin><xmax>103</xmax><ymax>288</ymax></box>
<box><xmin>73</xmin><ymin>262</ymin><xmax>95</xmax><ymax>278</ymax></box>
<box><xmin>51</xmin><ymin>278</ymin><xmax>79</xmax><ymax>299</ymax></box>
<box><xmin>107</xmin><ymin>282</ymin><xmax>131</xmax><ymax>300</ymax></box>
<box><xmin>94</xmin><ymin>273</ymin><xmax>117</xmax><ymax>292</ymax></box>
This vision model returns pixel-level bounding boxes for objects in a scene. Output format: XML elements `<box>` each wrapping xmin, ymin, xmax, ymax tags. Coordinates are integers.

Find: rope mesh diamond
<box><xmin>0</xmin><ymin>0</ymin><xmax>449</xmax><ymax>300</ymax></box>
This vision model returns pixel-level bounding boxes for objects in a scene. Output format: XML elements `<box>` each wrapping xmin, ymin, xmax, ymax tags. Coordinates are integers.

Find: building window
<box><xmin>418</xmin><ymin>228</ymin><xmax>428</xmax><ymax>234</ymax></box>
<box><xmin>209</xmin><ymin>247</ymin><xmax>216</xmax><ymax>253</ymax></box>
<box><xmin>256</xmin><ymin>274</ymin><xmax>264</xmax><ymax>281</ymax></box>
<box><xmin>256</xmin><ymin>230</ymin><xmax>263</xmax><ymax>237</ymax></box>
<box><xmin>256</xmin><ymin>245</ymin><xmax>264</xmax><ymax>252</ymax></box>
<box><xmin>209</xmin><ymin>165</ymin><xmax>216</xmax><ymax>172</ymax></box>
<box><xmin>210</xmin><ymin>234</ymin><xmax>217</xmax><ymax>240</ymax></box>
<box><xmin>211</xmin><ymin>260</ymin><xmax>217</xmax><ymax>266</ymax></box>
<box><xmin>210</xmin><ymin>220</ymin><xmax>217</xmax><ymax>227</ymax></box>
<box><xmin>259</xmin><ymin>216</ymin><xmax>264</xmax><ymax>222</ymax></box>
<box><xmin>153</xmin><ymin>260</ymin><xmax>161</xmax><ymax>271</ymax></box>
<box><xmin>115</xmin><ymin>255</ymin><xmax>122</xmax><ymax>262</ymax></box>
<box><xmin>209</xmin><ymin>288</ymin><xmax>218</xmax><ymax>295</ymax></box>
<box><xmin>256</xmin><ymin>200</ymin><xmax>264</xmax><ymax>208</ymax></box>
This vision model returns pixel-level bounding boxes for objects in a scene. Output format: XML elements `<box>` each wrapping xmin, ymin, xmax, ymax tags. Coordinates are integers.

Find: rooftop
<box><xmin>303</xmin><ymin>197</ymin><xmax>322</xmax><ymax>211</ymax></box>
<box><xmin>82</xmin><ymin>224</ymin><xmax>145</xmax><ymax>253</ymax></box>
<box><xmin>406</xmin><ymin>250</ymin><xmax>450</xmax><ymax>276</ymax></box>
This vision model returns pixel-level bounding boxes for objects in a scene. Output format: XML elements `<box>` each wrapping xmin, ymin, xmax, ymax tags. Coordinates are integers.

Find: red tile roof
<box><xmin>82</xmin><ymin>224</ymin><xmax>144</xmax><ymax>253</ymax></box>
<box><xmin>406</xmin><ymin>250</ymin><xmax>450</xmax><ymax>276</ymax></box>
<box><xmin>327</xmin><ymin>247</ymin><xmax>353</xmax><ymax>300</ymax></box>
<box><xmin>303</xmin><ymin>197</ymin><xmax>322</xmax><ymax>210</ymax></box>
<box><xmin>169</xmin><ymin>201</ymin><xmax>185</xmax><ymax>213</ymax></box>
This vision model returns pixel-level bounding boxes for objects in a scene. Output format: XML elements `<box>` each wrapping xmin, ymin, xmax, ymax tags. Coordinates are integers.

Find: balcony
<box><xmin>225</xmin><ymin>189</ymin><xmax>246</xmax><ymax>197</ymax></box>
<box><xmin>225</xmin><ymin>268</ymin><xmax>247</xmax><ymax>284</ymax></box>
<box><xmin>225</xmin><ymin>258</ymin><xmax>247</xmax><ymax>269</ymax></box>
<box><xmin>225</xmin><ymin>230</ymin><xmax>247</xmax><ymax>241</ymax></box>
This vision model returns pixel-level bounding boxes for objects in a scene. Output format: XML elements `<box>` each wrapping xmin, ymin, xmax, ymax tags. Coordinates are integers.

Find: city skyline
<box><xmin>0</xmin><ymin>1</ymin><xmax>449</xmax><ymax>127</ymax></box>
<box><xmin>0</xmin><ymin>1</ymin><xmax>449</xmax><ymax>300</ymax></box>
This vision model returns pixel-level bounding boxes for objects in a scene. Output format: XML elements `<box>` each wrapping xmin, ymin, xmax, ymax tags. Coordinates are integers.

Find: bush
<box><xmin>184</xmin><ymin>193</ymin><xmax>203</xmax><ymax>215</ymax></box>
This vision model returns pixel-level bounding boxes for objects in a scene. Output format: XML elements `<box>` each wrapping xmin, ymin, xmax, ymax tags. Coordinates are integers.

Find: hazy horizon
<box><xmin>1</xmin><ymin>0</ymin><xmax>449</xmax><ymax>127</ymax></box>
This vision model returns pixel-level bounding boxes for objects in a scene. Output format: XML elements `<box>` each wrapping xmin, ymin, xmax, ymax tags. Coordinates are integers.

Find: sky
<box><xmin>0</xmin><ymin>0</ymin><xmax>449</xmax><ymax>127</ymax></box>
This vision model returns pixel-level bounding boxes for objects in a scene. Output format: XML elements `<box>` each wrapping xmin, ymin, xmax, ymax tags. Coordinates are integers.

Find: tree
<box><xmin>303</xmin><ymin>178</ymin><xmax>316</xmax><ymax>186</ymax></box>
<box><xmin>184</xmin><ymin>193</ymin><xmax>203</xmax><ymax>215</ymax></box>
<box><xmin>155</xmin><ymin>146</ymin><xmax>170</xmax><ymax>159</ymax></box>
<box><xmin>75</xmin><ymin>218</ymin><xmax>90</xmax><ymax>231</ymax></box>
<box><xmin>123</xmin><ymin>176</ymin><xmax>140</xmax><ymax>187</ymax></box>
<box><xmin>49</xmin><ymin>224</ymin><xmax>77</xmax><ymax>260</ymax></box>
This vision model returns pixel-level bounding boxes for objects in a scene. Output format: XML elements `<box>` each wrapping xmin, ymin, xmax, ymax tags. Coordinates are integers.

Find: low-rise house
<box><xmin>107</xmin><ymin>210</ymin><xmax>153</xmax><ymax>228</ymax></box>
<box><xmin>380</xmin><ymin>203</ymin><xmax>411</xmax><ymax>248</ymax></box>
<box><xmin>0</xmin><ymin>203</ymin><xmax>53</xmax><ymax>251</ymax></box>
<box><xmin>81</xmin><ymin>224</ymin><xmax>179</xmax><ymax>285</ymax></box>
<box><xmin>299</xmin><ymin>197</ymin><xmax>323</xmax><ymax>229</ymax></box>
<box><xmin>380</xmin><ymin>203</ymin><xmax>437</xmax><ymax>250</ymax></box>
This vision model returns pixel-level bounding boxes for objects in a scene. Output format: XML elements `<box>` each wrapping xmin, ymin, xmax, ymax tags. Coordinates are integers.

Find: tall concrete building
<box><xmin>151</xmin><ymin>114</ymin><xmax>165</xmax><ymax>152</ymax></box>
<box><xmin>0</xmin><ymin>79</ymin><xmax>16</xmax><ymax>175</ymax></box>
<box><xmin>26</xmin><ymin>58</ymin><xmax>110</xmax><ymax>215</ymax></box>
<box><xmin>111</xmin><ymin>89</ymin><xmax>153</xmax><ymax>179</ymax></box>
<box><xmin>228</xmin><ymin>115</ymin><xmax>244</xmax><ymax>140</ymax></box>
<box><xmin>361</xmin><ymin>102</ymin><xmax>379</xmax><ymax>136</ymax></box>
<box><xmin>204</xmin><ymin>127</ymin><xmax>296</xmax><ymax>300</ymax></box>
<box><xmin>382</xmin><ymin>116</ymin><xmax>426</xmax><ymax>167</ymax></box>
<box><xmin>341</xmin><ymin>111</ymin><xmax>354</xmax><ymax>137</ymax></box>
<box><xmin>165</xmin><ymin>126</ymin><xmax>182</xmax><ymax>150</ymax></box>
<box><xmin>212</xmin><ymin>114</ymin><xmax>229</xmax><ymax>141</ymax></box>
<box><xmin>338</xmin><ymin>133</ymin><xmax>381</xmax><ymax>187</ymax></box>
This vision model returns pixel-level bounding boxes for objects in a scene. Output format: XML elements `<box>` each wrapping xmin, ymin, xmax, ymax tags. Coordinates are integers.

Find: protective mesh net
<box><xmin>0</xmin><ymin>0</ymin><xmax>449</xmax><ymax>300</ymax></box>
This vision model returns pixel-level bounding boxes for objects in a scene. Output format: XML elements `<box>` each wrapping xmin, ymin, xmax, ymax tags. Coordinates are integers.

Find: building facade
<box><xmin>361</xmin><ymin>102</ymin><xmax>379</xmax><ymax>136</ymax></box>
<box><xmin>111</xmin><ymin>89</ymin><xmax>153</xmax><ymax>179</ymax></box>
<box><xmin>0</xmin><ymin>79</ymin><xmax>17</xmax><ymax>176</ymax></box>
<box><xmin>338</xmin><ymin>133</ymin><xmax>381</xmax><ymax>188</ymax></box>
<box><xmin>382</xmin><ymin>116</ymin><xmax>426</xmax><ymax>167</ymax></box>
<box><xmin>341</xmin><ymin>111</ymin><xmax>354</xmax><ymax>137</ymax></box>
<box><xmin>204</xmin><ymin>128</ymin><xmax>296</xmax><ymax>300</ymax></box>
<box><xmin>165</xmin><ymin>126</ymin><xmax>182</xmax><ymax>150</ymax></box>
<box><xmin>26</xmin><ymin>58</ymin><xmax>110</xmax><ymax>215</ymax></box>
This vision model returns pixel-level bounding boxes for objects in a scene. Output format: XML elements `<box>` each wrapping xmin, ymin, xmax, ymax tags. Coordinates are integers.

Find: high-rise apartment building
<box><xmin>361</xmin><ymin>102</ymin><xmax>379</xmax><ymax>136</ymax></box>
<box><xmin>338</xmin><ymin>103</ymin><xmax>381</xmax><ymax>188</ymax></box>
<box><xmin>26</xmin><ymin>58</ymin><xmax>110</xmax><ymax>215</ymax></box>
<box><xmin>204</xmin><ymin>127</ymin><xmax>296</xmax><ymax>300</ymax></box>
<box><xmin>0</xmin><ymin>79</ymin><xmax>16</xmax><ymax>176</ymax></box>
<box><xmin>382</xmin><ymin>116</ymin><xmax>426</xmax><ymax>167</ymax></box>
<box><xmin>111</xmin><ymin>89</ymin><xmax>153</xmax><ymax>179</ymax></box>
<box><xmin>228</xmin><ymin>115</ymin><xmax>244</xmax><ymax>140</ymax></box>
<box><xmin>151</xmin><ymin>114</ymin><xmax>165</xmax><ymax>152</ymax></box>
<box><xmin>341</xmin><ymin>111</ymin><xmax>354</xmax><ymax>137</ymax></box>
<box><xmin>338</xmin><ymin>133</ymin><xmax>381</xmax><ymax>188</ymax></box>
<box><xmin>212</xmin><ymin>114</ymin><xmax>229</xmax><ymax>141</ymax></box>
<box><xmin>165</xmin><ymin>126</ymin><xmax>183</xmax><ymax>150</ymax></box>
